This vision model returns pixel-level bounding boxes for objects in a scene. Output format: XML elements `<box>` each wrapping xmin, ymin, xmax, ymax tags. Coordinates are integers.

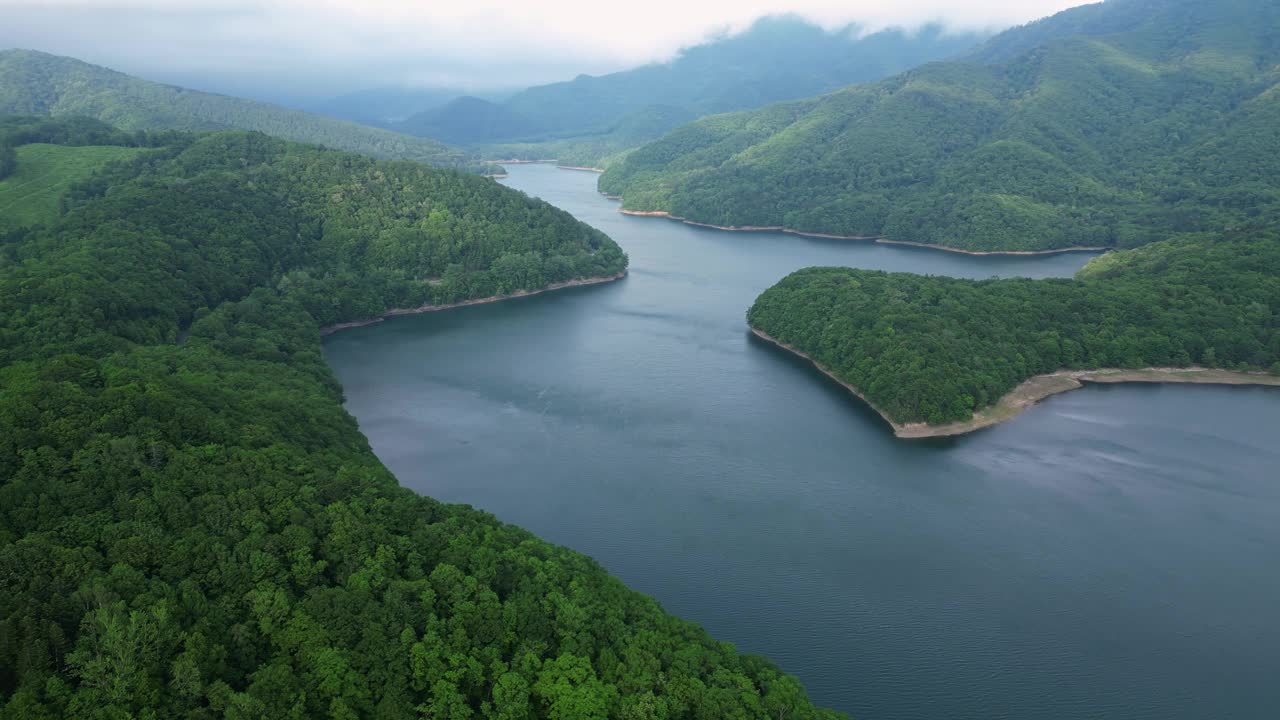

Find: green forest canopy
<box><xmin>748</xmin><ymin>230</ymin><xmax>1280</xmax><ymax>427</ymax></box>
<box><xmin>0</xmin><ymin>49</ymin><xmax>495</xmax><ymax>174</ymax></box>
<box><xmin>0</xmin><ymin>121</ymin><xmax>839</xmax><ymax>718</ymax></box>
<box><xmin>600</xmin><ymin>0</ymin><xmax>1280</xmax><ymax>252</ymax></box>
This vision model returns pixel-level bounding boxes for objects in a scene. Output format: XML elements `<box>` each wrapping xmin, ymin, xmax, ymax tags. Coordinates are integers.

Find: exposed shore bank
<box><xmin>320</xmin><ymin>272</ymin><xmax>626</xmax><ymax>336</ymax></box>
<box><xmin>750</xmin><ymin>327</ymin><xmax>1280</xmax><ymax>439</ymax></box>
<box><xmin>481</xmin><ymin>160</ymin><xmax>605</xmax><ymax>173</ymax></box>
<box><xmin>621</xmin><ymin>209</ymin><xmax>1107</xmax><ymax>256</ymax></box>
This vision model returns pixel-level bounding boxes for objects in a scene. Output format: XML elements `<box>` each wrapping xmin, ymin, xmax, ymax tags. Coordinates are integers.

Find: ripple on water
<box><xmin>327</xmin><ymin>164</ymin><xmax>1280</xmax><ymax>720</ymax></box>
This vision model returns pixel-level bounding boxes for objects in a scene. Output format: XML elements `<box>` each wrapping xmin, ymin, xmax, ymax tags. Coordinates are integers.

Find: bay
<box><xmin>324</xmin><ymin>164</ymin><xmax>1280</xmax><ymax>720</ymax></box>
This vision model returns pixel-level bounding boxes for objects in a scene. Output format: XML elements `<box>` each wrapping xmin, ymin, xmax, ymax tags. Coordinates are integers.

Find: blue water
<box><xmin>325</xmin><ymin>164</ymin><xmax>1280</xmax><ymax>719</ymax></box>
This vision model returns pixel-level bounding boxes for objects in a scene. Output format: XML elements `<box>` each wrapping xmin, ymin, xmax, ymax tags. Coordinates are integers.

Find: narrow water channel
<box><xmin>325</xmin><ymin>164</ymin><xmax>1280</xmax><ymax>720</ymax></box>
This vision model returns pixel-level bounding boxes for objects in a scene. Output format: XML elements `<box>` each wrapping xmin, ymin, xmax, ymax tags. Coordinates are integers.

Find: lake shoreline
<box><xmin>621</xmin><ymin>209</ymin><xmax>1107</xmax><ymax>256</ymax></box>
<box><xmin>750</xmin><ymin>327</ymin><xmax>1280</xmax><ymax>438</ymax></box>
<box><xmin>481</xmin><ymin>160</ymin><xmax>605</xmax><ymax>173</ymax></box>
<box><xmin>320</xmin><ymin>272</ymin><xmax>626</xmax><ymax>336</ymax></box>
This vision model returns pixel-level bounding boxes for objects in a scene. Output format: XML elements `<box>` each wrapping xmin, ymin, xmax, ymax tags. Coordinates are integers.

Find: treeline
<box><xmin>2</xmin><ymin>115</ymin><xmax>138</xmax><ymax>180</ymax></box>
<box><xmin>747</xmin><ymin>230</ymin><xmax>1280</xmax><ymax>426</ymax></box>
<box><xmin>601</xmin><ymin>0</ymin><xmax>1280</xmax><ymax>252</ymax></box>
<box><xmin>0</xmin><ymin>115</ymin><xmax>182</xmax><ymax>164</ymax></box>
<box><xmin>2</xmin><ymin>115</ymin><xmax>145</xmax><ymax>148</ymax></box>
<box><xmin>0</xmin><ymin>128</ymin><xmax>840</xmax><ymax>718</ymax></box>
<box><xmin>0</xmin><ymin>50</ymin><xmax>496</xmax><ymax>174</ymax></box>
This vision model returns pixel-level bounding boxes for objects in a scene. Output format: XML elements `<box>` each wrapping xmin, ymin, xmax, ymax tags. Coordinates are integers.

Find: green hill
<box><xmin>302</xmin><ymin>86</ymin><xmax>477</xmax><ymax>126</ymax></box>
<box><xmin>0</xmin><ymin>126</ymin><xmax>842</xmax><ymax>719</ymax></box>
<box><xmin>0</xmin><ymin>49</ymin><xmax>493</xmax><ymax>173</ymax></box>
<box><xmin>748</xmin><ymin>229</ymin><xmax>1280</xmax><ymax>430</ymax></box>
<box><xmin>601</xmin><ymin>0</ymin><xmax>1280</xmax><ymax>252</ymax></box>
<box><xmin>0</xmin><ymin>144</ymin><xmax>141</xmax><ymax>228</ymax></box>
<box><xmin>396</xmin><ymin>17</ymin><xmax>988</xmax><ymax>166</ymax></box>
<box><xmin>0</xmin><ymin>115</ymin><xmax>157</xmax><ymax>228</ymax></box>
<box><xmin>399</xmin><ymin>96</ymin><xmax>540</xmax><ymax>146</ymax></box>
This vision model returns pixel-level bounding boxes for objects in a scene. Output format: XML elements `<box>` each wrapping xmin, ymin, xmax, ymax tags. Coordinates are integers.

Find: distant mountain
<box><xmin>392</xmin><ymin>17</ymin><xmax>990</xmax><ymax>164</ymax></box>
<box><xmin>0</xmin><ymin>50</ymin><xmax>492</xmax><ymax>172</ymax></box>
<box><xmin>398</xmin><ymin>96</ymin><xmax>536</xmax><ymax>146</ymax></box>
<box><xmin>601</xmin><ymin>0</ymin><xmax>1280</xmax><ymax>252</ymax></box>
<box><xmin>300</xmin><ymin>87</ymin><xmax>467</xmax><ymax>126</ymax></box>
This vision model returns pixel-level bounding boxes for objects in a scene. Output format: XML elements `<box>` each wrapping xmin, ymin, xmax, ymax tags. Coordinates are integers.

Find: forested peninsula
<box><xmin>747</xmin><ymin>231</ymin><xmax>1280</xmax><ymax>436</ymax></box>
<box><xmin>600</xmin><ymin>0</ymin><xmax>1280</xmax><ymax>254</ymax></box>
<box><xmin>0</xmin><ymin>118</ymin><xmax>841</xmax><ymax>719</ymax></box>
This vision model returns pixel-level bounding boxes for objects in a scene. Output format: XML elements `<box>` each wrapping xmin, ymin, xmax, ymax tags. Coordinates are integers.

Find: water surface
<box><xmin>325</xmin><ymin>164</ymin><xmax>1280</xmax><ymax>720</ymax></box>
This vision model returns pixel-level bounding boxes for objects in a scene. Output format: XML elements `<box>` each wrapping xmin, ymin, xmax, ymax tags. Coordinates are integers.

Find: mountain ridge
<box><xmin>0</xmin><ymin>49</ymin><xmax>493</xmax><ymax>173</ymax></box>
<box><xmin>393</xmin><ymin>17</ymin><xmax>990</xmax><ymax>166</ymax></box>
<box><xmin>599</xmin><ymin>0</ymin><xmax>1280</xmax><ymax>252</ymax></box>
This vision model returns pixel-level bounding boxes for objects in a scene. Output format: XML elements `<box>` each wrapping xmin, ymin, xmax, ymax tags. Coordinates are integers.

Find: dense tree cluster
<box><xmin>0</xmin><ymin>127</ymin><xmax>837</xmax><ymax>718</ymax></box>
<box><xmin>748</xmin><ymin>230</ymin><xmax>1280</xmax><ymax>426</ymax></box>
<box><xmin>0</xmin><ymin>144</ymin><xmax>13</xmax><ymax>180</ymax></box>
<box><xmin>0</xmin><ymin>50</ymin><xmax>494</xmax><ymax>173</ymax></box>
<box><xmin>2</xmin><ymin>115</ymin><xmax>146</xmax><ymax>148</ymax></box>
<box><xmin>601</xmin><ymin>0</ymin><xmax>1280</xmax><ymax>252</ymax></box>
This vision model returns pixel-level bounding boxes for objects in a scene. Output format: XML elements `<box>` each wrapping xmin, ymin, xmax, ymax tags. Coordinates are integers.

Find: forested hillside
<box><xmin>396</xmin><ymin>17</ymin><xmax>986</xmax><ymax>166</ymax></box>
<box><xmin>0</xmin><ymin>50</ymin><xmax>493</xmax><ymax>173</ymax></box>
<box><xmin>400</xmin><ymin>96</ymin><xmax>536</xmax><ymax>146</ymax></box>
<box><xmin>0</xmin><ymin>115</ymin><xmax>161</xmax><ymax>227</ymax></box>
<box><xmin>748</xmin><ymin>230</ymin><xmax>1280</xmax><ymax>428</ymax></box>
<box><xmin>601</xmin><ymin>0</ymin><xmax>1280</xmax><ymax>252</ymax></box>
<box><xmin>0</xmin><ymin>126</ymin><xmax>838</xmax><ymax>718</ymax></box>
<box><xmin>302</xmin><ymin>86</ymin><xmax>479</xmax><ymax>126</ymax></box>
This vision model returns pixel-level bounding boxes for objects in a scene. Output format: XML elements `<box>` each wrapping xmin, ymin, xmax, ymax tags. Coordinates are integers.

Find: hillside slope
<box><xmin>601</xmin><ymin>0</ymin><xmax>1280</xmax><ymax>252</ymax></box>
<box><xmin>0</xmin><ymin>126</ymin><xmax>841</xmax><ymax>718</ymax></box>
<box><xmin>400</xmin><ymin>96</ymin><xmax>537</xmax><ymax>146</ymax></box>
<box><xmin>396</xmin><ymin>17</ymin><xmax>988</xmax><ymax>165</ymax></box>
<box><xmin>0</xmin><ymin>50</ymin><xmax>492</xmax><ymax>173</ymax></box>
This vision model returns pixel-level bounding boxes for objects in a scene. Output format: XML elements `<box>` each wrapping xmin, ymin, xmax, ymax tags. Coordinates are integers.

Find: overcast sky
<box><xmin>0</xmin><ymin>0</ymin><xmax>1095</xmax><ymax>98</ymax></box>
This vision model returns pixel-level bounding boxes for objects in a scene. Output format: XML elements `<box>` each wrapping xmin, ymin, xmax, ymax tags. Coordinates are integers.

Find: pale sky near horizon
<box><xmin>0</xmin><ymin>0</ymin><xmax>1096</xmax><ymax>97</ymax></box>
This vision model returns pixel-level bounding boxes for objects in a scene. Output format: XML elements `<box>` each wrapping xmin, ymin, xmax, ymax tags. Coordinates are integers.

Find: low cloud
<box><xmin>0</xmin><ymin>0</ymin><xmax>1094</xmax><ymax>96</ymax></box>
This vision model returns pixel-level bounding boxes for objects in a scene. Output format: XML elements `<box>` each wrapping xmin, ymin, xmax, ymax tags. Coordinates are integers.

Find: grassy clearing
<box><xmin>0</xmin><ymin>143</ymin><xmax>143</xmax><ymax>227</ymax></box>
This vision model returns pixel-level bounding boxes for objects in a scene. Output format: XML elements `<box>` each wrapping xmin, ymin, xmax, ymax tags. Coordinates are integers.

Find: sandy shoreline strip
<box><xmin>320</xmin><ymin>272</ymin><xmax>626</xmax><ymax>336</ymax></box>
<box><xmin>557</xmin><ymin>165</ymin><xmax>605</xmax><ymax>173</ymax></box>
<box><xmin>750</xmin><ymin>327</ymin><xmax>1280</xmax><ymax>438</ymax></box>
<box><xmin>621</xmin><ymin>209</ymin><xmax>1106</xmax><ymax>256</ymax></box>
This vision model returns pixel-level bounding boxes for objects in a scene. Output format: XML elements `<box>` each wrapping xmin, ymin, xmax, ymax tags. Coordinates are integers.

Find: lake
<box><xmin>324</xmin><ymin>164</ymin><xmax>1280</xmax><ymax>720</ymax></box>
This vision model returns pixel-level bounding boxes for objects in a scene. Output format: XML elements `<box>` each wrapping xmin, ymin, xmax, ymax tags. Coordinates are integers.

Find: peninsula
<box><xmin>752</xmin><ymin>328</ymin><xmax>1280</xmax><ymax>438</ymax></box>
<box><xmin>746</xmin><ymin>232</ymin><xmax>1280</xmax><ymax>436</ymax></box>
